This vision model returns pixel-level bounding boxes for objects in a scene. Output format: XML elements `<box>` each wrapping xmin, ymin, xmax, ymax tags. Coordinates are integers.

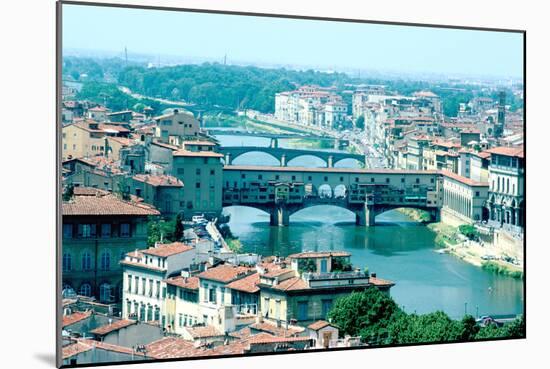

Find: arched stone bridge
<box><xmin>222</xmin><ymin>165</ymin><xmax>442</xmax><ymax>226</ymax></box>
<box><xmin>218</xmin><ymin>146</ymin><xmax>367</xmax><ymax>168</ymax></box>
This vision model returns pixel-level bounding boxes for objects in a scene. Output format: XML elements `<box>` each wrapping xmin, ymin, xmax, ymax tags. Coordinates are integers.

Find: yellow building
<box><xmin>62</xmin><ymin>120</ymin><xmax>107</xmax><ymax>160</ymax></box>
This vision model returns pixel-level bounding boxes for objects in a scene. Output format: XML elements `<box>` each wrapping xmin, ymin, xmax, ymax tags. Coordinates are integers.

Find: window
<box><xmin>79</xmin><ymin>283</ymin><xmax>92</xmax><ymax>297</ymax></box>
<box><xmin>120</xmin><ymin>223</ymin><xmax>130</xmax><ymax>237</ymax></box>
<box><xmin>82</xmin><ymin>252</ymin><xmax>91</xmax><ymax>271</ymax></box>
<box><xmin>127</xmin><ymin>274</ymin><xmax>132</xmax><ymax>292</ymax></box>
<box><xmin>196</xmin><ymin>168</ymin><xmax>201</xmax><ymax>175</ymax></box>
<box><xmin>401</xmin><ymin>178</ymin><xmax>405</xmax><ymax>183</ymax></box>
<box><xmin>100</xmin><ymin>224</ymin><xmax>111</xmax><ymax>238</ymax></box>
<box><xmin>386</xmin><ymin>178</ymin><xmax>390</xmax><ymax>183</ymax></box>
<box><xmin>179</xmin><ymin>314</ymin><xmax>183</xmax><ymax>327</ymax></box>
<box><xmin>99</xmin><ymin>283</ymin><xmax>112</xmax><ymax>303</ymax></box>
<box><xmin>221</xmin><ymin>288</ymin><xmax>225</xmax><ymax>304</ymax></box>
<box><xmin>100</xmin><ymin>251</ymin><xmax>111</xmax><ymax>271</ymax></box>
<box><xmin>63</xmin><ymin>224</ymin><xmax>73</xmax><ymax>238</ymax></box>
<box><xmin>416</xmin><ymin>178</ymin><xmax>420</xmax><ymax>184</ymax></box>
<box><xmin>210</xmin><ymin>169</ymin><xmax>215</xmax><ymax>175</ymax></box>
<box><xmin>149</xmin><ymin>279</ymin><xmax>153</xmax><ymax>297</ymax></box>
<box><xmin>209</xmin><ymin>287</ymin><xmax>217</xmax><ymax>303</ymax></box>
<box><xmin>275</xmin><ymin>175</ymin><xmax>280</xmax><ymax>180</ymax></box>
<box><xmin>62</xmin><ymin>253</ymin><xmax>72</xmax><ymax>272</ymax></box>
<box><xmin>195</xmin><ymin>182</ymin><xmax>201</xmax><ymax>189</ymax></box>
<box><xmin>298</xmin><ymin>301</ymin><xmax>308</xmax><ymax>320</ymax></box>
<box><xmin>322</xmin><ymin>299</ymin><xmax>333</xmax><ymax>318</ymax></box>
<box><xmin>371</xmin><ymin>177</ymin><xmax>375</xmax><ymax>183</ymax></box>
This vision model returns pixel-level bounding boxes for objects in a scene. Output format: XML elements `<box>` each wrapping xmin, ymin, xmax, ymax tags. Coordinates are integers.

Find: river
<box><xmin>215</xmin><ymin>133</ymin><xmax>524</xmax><ymax>320</ymax></box>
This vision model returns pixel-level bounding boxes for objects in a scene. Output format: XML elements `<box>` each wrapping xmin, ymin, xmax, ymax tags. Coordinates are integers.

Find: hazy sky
<box><xmin>62</xmin><ymin>4</ymin><xmax>524</xmax><ymax>79</ymax></box>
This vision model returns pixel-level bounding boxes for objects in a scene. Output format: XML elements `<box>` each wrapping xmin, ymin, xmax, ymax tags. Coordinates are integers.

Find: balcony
<box><xmin>302</xmin><ymin>271</ymin><xmax>370</xmax><ymax>288</ymax></box>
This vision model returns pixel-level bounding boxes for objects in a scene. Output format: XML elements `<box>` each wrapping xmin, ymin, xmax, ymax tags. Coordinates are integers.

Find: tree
<box><xmin>475</xmin><ymin>315</ymin><xmax>524</xmax><ymax>340</ymax></box>
<box><xmin>458</xmin><ymin>224</ymin><xmax>479</xmax><ymax>240</ymax></box>
<box><xmin>174</xmin><ymin>213</ymin><xmax>185</xmax><ymax>241</ymax></box>
<box><xmin>328</xmin><ymin>288</ymin><xmax>401</xmax><ymax>345</ymax></box>
<box><xmin>147</xmin><ymin>218</ymin><xmax>177</xmax><ymax>247</ymax></box>
<box><xmin>386</xmin><ymin>311</ymin><xmax>464</xmax><ymax>344</ymax></box>
<box><xmin>62</xmin><ymin>184</ymin><xmax>74</xmax><ymax>201</ymax></box>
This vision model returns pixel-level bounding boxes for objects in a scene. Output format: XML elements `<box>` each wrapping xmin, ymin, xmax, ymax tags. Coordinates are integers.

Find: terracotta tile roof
<box><xmin>183</xmin><ymin>140</ymin><xmax>217</xmax><ymax>146</ymax></box>
<box><xmin>62</xmin><ymin>310</ymin><xmax>92</xmax><ymax>328</ymax></box>
<box><xmin>486</xmin><ymin>145</ymin><xmax>524</xmax><ymax>158</ymax></box>
<box><xmin>307</xmin><ymin>320</ymin><xmax>333</xmax><ymax>331</ymax></box>
<box><xmin>90</xmin><ymin>319</ymin><xmax>136</xmax><ymax>336</ymax></box>
<box><xmin>225</xmin><ymin>272</ymin><xmax>260</xmax><ymax>293</ymax></box>
<box><xmin>145</xmin><ymin>337</ymin><xmax>199</xmax><ymax>359</ymax></box>
<box><xmin>71</xmin><ymin>187</ymin><xmax>109</xmax><ymax>196</ymax></box>
<box><xmin>198</xmin><ymin>265</ymin><xmax>253</xmax><ymax>283</ymax></box>
<box><xmin>62</xmin><ymin>342</ymin><xmax>92</xmax><ymax>359</ymax></box>
<box><xmin>106</xmin><ymin>136</ymin><xmax>133</xmax><ymax>146</ymax></box>
<box><xmin>173</xmin><ymin>149</ymin><xmax>224</xmax><ymax>158</ymax></box>
<box><xmin>99</xmin><ymin>123</ymin><xmax>131</xmax><ymax>133</ymax></box>
<box><xmin>270</xmin><ymin>277</ymin><xmax>310</xmax><ymax>291</ymax></box>
<box><xmin>441</xmin><ymin>170</ymin><xmax>488</xmax><ymax>187</ymax></box>
<box><xmin>369</xmin><ymin>277</ymin><xmax>396</xmax><ymax>288</ymax></box>
<box><xmin>133</xmin><ymin>174</ymin><xmax>184</xmax><ymax>187</ymax></box>
<box><xmin>164</xmin><ymin>275</ymin><xmax>199</xmax><ymax>290</ymax></box>
<box><xmin>78</xmin><ymin>339</ymin><xmax>146</xmax><ymax>357</ymax></box>
<box><xmin>62</xmin><ymin>191</ymin><xmax>160</xmax><ymax>216</ymax></box>
<box><xmin>262</xmin><ymin>267</ymin><xmax>292</xmax><ymax>278</ymax></box>
<box><xmin>288</xmin><ymin>251</ymin><xmax>350</xmax><ymax>259</ymax></box>
<box><xmin>185</xmin><ymin>325</ymin><xmax>224</xmax><ymax>339</ymax></box>
<box><xmin>142</xmin><ymin>242</ymin><xmax>194</xmax><ymax>257</ymax></box>
<box><xmin>151</xmin><ymin>141</ymin><xmax>179</xmax><ymax>150</ymax></box>
<box><xmin>250</xmin><ymin>322</ymin><xmax>304</xmax><ymax>337</ymax></box>
<box><xmin>248</xmin><ymin>335</ymin><xmax>311</xmax><ymax>345</ymax></box>
<box><xmin>228</xmin><ymin>327</ymin><xmax>253</xmax><ymax>340</ymax></box>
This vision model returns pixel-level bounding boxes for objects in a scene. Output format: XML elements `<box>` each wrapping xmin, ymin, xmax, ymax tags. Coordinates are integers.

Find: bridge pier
<box><xmin>280</xmin><ymin>154</ymin><xmax>286</xmax><ymax>167</ymax></box>
<box><xmin>270</xmin><ymin>205</ymin><xmax>289</xmax><ymax>226</ymax></box>
<box><xmin>327</xmin><ymin>155</ymin><xmax>334</xmax><ymax>168</ymax></box>
<box><xmin>270</xmin><ymin>138</ymin><xmax>279</xmax><ymax>148</ymax></box>
<box><xmin>356</xmin><ymin>204</ymin><xmax>376</xmax><ymax>226</ymax></box>
<box><xmin>225</xmin><ymin>153</ymin><xmax>232</xmax><ymax>165</ymax></box>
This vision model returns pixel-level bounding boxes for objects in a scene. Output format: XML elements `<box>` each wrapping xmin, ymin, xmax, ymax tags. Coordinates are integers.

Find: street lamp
<box><xmin>464</xmin><ymin>302</ymin><xmax>468</xmax><ymax>316</ymax></box>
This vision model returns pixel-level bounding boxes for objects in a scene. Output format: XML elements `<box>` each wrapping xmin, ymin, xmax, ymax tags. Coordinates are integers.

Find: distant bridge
<box><xmin>218</xmin><ymin>146</ymin><xmax>365</xmax><ymax>168</ymax></box>
<box><xmin>207</xmin><ymin>129</ymin><xmax>348</xmax><ymax>150</ymax></box>
<box><xmin>222</xmin><ymin>165</ymin><xmax>442</xmax><ymax>226</ymax></box>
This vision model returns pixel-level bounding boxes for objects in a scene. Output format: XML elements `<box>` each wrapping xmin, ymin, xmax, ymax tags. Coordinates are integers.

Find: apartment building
<box><xmin>120</xmin><ymin>242</ymin><xmax>197</xmax><ymax>324</ymax></box>
<box><xmin>62</xmin><ymin>187</ymin><xmax>160</xmax><ymax>303</ymax></box>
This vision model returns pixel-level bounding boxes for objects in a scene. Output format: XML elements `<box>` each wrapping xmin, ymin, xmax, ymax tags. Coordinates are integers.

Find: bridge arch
<box><xmin>229</xmin><ymin>151</ymin><xmax>281</xmax><ymax>166</ymax></box>
<box><xmin>289</xmin><ymin>203</ymin><xmax>357</xmax><ymax>219</ymax></box>
<box><xmin>286</xmin><ymin>154</ymin><xmax>328</xmax><ymax>168</ymax></box>
<box><xmin>333</xmin><ymin>157</ymin><xmax>364</xmax><ymax>169</ymax></box>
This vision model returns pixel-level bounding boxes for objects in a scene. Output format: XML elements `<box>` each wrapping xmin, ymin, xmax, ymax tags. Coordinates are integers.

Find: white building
<box><xmin>121</xmin><ymin>242</ymin><xmax>197</xmax><ymax>325</ymax></box>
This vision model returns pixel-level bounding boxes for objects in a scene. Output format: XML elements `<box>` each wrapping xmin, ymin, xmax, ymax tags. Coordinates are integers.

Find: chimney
<box><xmin>371</xmin><ymin>273</ymin><xmax>376</xmax><ymax>278</ymax></box>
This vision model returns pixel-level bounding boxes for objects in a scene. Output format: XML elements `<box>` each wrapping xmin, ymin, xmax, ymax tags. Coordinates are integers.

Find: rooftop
<box><xmin>62</xmin><ymin>310</ymin><xmax>92</xmax><ymax>328</ymax></box>
<box><xmin>133</xmin><ymin>174</ymin><xmax>183</xmax><ymax>187</ymax></box>
<box><xmin>486</xmin><ymin>145</ymin><xmax>524</xmax><ymax>158</ymax></box>
<box><xmin>142</xmin><ymin>242</ymin><xmax>194</xmax><ymax>257</ymax></box>
<box><xmin>173</xmin><ymin>149</ymin><xmax>224</xmax><ymax>158</ymax></box>
<box><xmin>225</xmin><ymin>273</ymin><xmax>260</xmax><ymax>294</ymax></box>
<box><xmin>307</xmin><ymin>320</ymin><xmax>334</xmax><ymax>331</ymax></box>
<box><xmin>90</xmin><ymin>319</ymin><xmax>136</xmax><ymax>336</ymax></box>
<box><xmin>164</xmin><ymin>275</ymin><xmax>199</xmax><ymax>290</ymax></box>
<box><xmin>198</xmin><ymin>264</ymin><xmax>253</xmax><ymax>283</ymax></box>
<box><xmin>441</xmin><ymin>170</ymin><xmax>489</xmax><ymax>187</ymax></box>
<box><xmin>185</xmin><ymin>325</ymin><xmax>224</xmax><ymax>339</ymax></box>
<box><xmin>62</xmin><ymin>190</ymin><xmax>160</xmax><ymax>216</ymax></box>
